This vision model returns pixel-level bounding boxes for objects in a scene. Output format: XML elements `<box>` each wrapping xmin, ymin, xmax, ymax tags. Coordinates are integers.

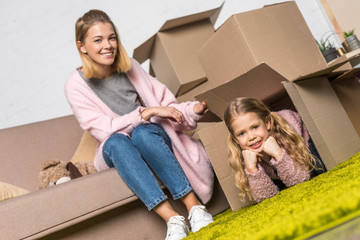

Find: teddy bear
<box><xmin>38</xmin><ymin>159</ymin><xmax>97</xmax><ymax>189</ymax></box>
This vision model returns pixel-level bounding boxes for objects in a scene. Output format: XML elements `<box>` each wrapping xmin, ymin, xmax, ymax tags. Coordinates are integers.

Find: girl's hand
<box><xmin>141</xmin><ymin>106</ymin><xmax>184</xmax><ymax>123</ymax></box>
<box><xmin>262</xmin><ymin>136</ymin><xmax>284</xmax><ymax>161</ymax></box>
<box><xmin>193</xmin><ymin>101</ymin><xmax>207</xmax><ymax>115</ymax></box>
<box><xmin>242</xmin><ymin>150</ymin><xmax>259</xmax><ymax>173</ymax></box>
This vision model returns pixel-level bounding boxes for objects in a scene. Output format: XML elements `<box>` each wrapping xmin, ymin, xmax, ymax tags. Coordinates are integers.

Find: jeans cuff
<box><xmin>147</xmin><ymin>195</ymin><xmax>168</xmax><ymax>211</ymax></box>
<box><xmin>172</xmin><ymin>185</ymin><xmax>193</xmax><ymax>201</ymax></box>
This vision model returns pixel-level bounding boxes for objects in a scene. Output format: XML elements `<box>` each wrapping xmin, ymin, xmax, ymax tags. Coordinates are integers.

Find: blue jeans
<box><xmin>102</xmin><ymin>124</ymin><xmax>192</xmax><ymax>210</ymax></box>
<box><xmin>308</xmin><ymin>138</ymin><xmax>327</xmax><ymax>176</ymax></box>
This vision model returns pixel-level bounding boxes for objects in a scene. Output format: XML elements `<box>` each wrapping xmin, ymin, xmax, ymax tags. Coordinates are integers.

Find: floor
<box><xmin>309</xmin><ymin>215</ymin><xmax>360</xmax><ymax>240</ymax></box>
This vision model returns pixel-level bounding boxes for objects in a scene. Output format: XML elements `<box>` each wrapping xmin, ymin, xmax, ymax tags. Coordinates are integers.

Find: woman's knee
<box><xmin>132</xmin><ymin>124</ymin><xmax>170</xmax><ymax>148</ymax></box>
<box><xmin>103</xmin><ymin>133</ymin><xmax>130</xmax><ymax>153</ymax></box>
<box><xmin>105</xmin><ymin>133</ymin><xmax>128</xmax><ymax>146</ymax></box>
<box><xmin>132</xmin><ymin>124</ymin><xmax>158</xmax><ymax>141</ymax></box>
<box><xmin>102</xmin><ymin>133</ymin><xmax>137</xmax><ymax>167</ymax></box>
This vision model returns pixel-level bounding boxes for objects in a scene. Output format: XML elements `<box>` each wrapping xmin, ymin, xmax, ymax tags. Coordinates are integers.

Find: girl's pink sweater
<box><xmin>245</xmin><ymin>110</ymin><xmax>311</xmax><ymax>203</ymax></box>
<box><xmin>65</xmin><ymin>59</ymin><xmax>214</xmax><ymax>203</ymax></box>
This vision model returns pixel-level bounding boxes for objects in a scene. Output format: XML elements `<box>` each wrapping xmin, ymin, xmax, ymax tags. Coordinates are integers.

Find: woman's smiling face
<box><xmin>78</xmin><ymin>22</ymin><xmax>117</xmax><ymax>75</ymax></box>
<box><xmin>231</xmin><ymin>112</ymin><xmax>270</xmax><ymax>153</ymax></box>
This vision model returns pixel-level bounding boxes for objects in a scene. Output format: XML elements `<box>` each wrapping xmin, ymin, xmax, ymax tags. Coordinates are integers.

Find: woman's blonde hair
<box><xmin>223</xmin><ymin>97</ymin><xmax>315</xmax><ymax>201</ymax></box>
<box><xmin>75</xmin><ymin>9</ymin><xmax>131</xmax><ymax>78</ymax></box>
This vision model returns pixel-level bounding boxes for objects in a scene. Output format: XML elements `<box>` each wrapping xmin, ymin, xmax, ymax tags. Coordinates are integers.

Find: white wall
<box><xmin>0</xmin><ymin>0</ymin><xmax>336</xmax><ymax>129</ymax></box>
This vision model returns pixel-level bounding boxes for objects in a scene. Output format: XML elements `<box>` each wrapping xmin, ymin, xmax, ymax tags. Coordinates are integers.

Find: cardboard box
<box><xmin>195</xmin><ymin>63</ymin><xmax>288</xmax><ymax>119</ymax></box>
<box><xmin>197</xmin><ymin>67</ymin><xmax>360</xmax><ymax>211</ymax></box>
<box><xmin>331</xmin><ymin>68</ymin><xmax>360</xmax><ymax>136</ymax></box>
<box><xmin>197</xmin><ymin>1</ymin><xmax>345</xmax><ymax>86</ymax></box>
<box><xmin>194</xmin><ymin>61</ymin><xmax>360</xmax><ymax>166</ymax></box>
<box><xmin>197</xmin><ymin>121</ymin><xmax>253</xmax><ymax>211</ymax></box>
<box><xmin>176</xmin><ymin>83</ymin><xmax>222</xmax><ymax>123</ymax></box>
<box><xmin>283</xmin><ymin>76</ymin><xmax>360</xmax><ymax>170</ymax></box>
<box><xmin>133</xmin><ymin>5</ymin><xmax>222</xmax><ymax>96</ymax></box>
<box><xmin>184</xmin><ymin>122</ymin><xmax>217</xmax><ymax>140</ymax></box>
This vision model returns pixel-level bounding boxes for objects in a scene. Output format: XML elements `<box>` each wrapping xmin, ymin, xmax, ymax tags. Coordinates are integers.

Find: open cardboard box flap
<box><xmin>132</xmin><ymin>4</ymin><xmax>223</xmax><ymax>64</ymax></box>
<box><xmin>332</xmin><ymin>61</ymin><xmax>360</xmax><ymax>82</ymax></box>
<box><xmin>295</xmin><ymin>49</ymin><xmax>360</xmax><ymax>81</ymax></box>
<box><xmin>195</xmin><ymin>63</ymin><xmax>287</xmax><ymax>119</ymax></box>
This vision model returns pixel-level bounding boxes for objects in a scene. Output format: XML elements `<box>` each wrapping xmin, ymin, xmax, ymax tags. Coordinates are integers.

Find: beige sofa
<box><xmin>0</xmin><ymin>115</ymin><xmax>229</xmax><ymax>240</ymax></box>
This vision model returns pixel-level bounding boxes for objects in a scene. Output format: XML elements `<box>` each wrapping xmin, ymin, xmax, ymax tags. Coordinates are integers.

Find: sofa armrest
<box><xmin>0</xmin><ymin>168</ymin><xmax>137</xmax><ymax>239</ymax></box>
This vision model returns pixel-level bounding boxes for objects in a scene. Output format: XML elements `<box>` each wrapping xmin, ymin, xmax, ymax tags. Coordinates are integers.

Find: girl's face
<box><xmin>78</xmin><ymin>22</ymin><xmax>117</xmax><ymax>75</ymax></box>
<box><xmin>231</xmin><ymin>112</ymin><xmax>271</xmax><ymax>153</ymax></box>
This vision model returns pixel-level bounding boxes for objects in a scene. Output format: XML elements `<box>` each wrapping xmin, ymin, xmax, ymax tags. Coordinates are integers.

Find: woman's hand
<box><xmin>141</xmin><ymin>106</ymin><xmax>184</xmax><ymax>123</ymax></box>
<box><xmin>242</xmin><ymin>150</ymin><xmax>259</xmax><ymax>173</ymax></box>
<box><xmin>262</xmin><ymin>136</ymin><xmax>284</xmax><ymax>161</ymax></box>
<box><xmin>193</xmin><ymin>101</ymin><xmax>207</xmax><ymax>115</ymax></box>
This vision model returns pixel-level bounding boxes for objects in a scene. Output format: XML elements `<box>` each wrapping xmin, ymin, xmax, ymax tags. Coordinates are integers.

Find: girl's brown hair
<box><xmin>224</xmin><ymin>97</ymin><xmax>314</xmax><ymax>201</ymax></box>
<box><xmin>75</xmin><ymin>9</ymin><xmax>131</xmax><ymax>78</ymax></box>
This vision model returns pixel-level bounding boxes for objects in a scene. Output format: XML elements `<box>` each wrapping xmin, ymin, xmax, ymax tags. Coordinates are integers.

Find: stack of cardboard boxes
<box><xmin>134</xmin><ymin>1</ymin><xmax>360</xmax><ymax>211</ymax></box>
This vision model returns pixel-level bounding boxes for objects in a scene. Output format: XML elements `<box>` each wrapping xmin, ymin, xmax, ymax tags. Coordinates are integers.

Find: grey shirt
<box><xmin>79</xmin><ymin>70</ymin><xmax>141</xmax><ymax>116</ymax></box>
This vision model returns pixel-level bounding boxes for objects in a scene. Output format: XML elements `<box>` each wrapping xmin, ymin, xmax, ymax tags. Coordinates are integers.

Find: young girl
<box><xmin>65</xmin><ymin>10</ymin><xmax>213</xmax><ymax>240</ymax></box>
<box><xmin>224</xmin><ymin>97</ymin><xmax>321</xmax><ymax>203</ymax></box>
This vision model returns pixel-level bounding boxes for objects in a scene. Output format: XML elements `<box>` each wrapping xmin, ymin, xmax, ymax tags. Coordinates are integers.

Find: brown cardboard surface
<box><xmin>195</xmin><ymin>63</ymin><xmax>287</xmax><ymax>119</ymax></box>
<box><xmin>176</xmin><ymin>76</ymin><xmax>218</xmax><ymax>103</ymax></box>
<box><xmin>184</xmin><ymin>122</ymin><xmax>217</xmax><ymax>140</ymax></box>
<box><xmin>197</xmin><ymin>1</ymin><xmax>329</xmax><ymax>86</ymax></box>
<box><xmin>197</xmin><ymin>121</ymin><xmax>252</xmax><ymax>211</ymax></box>
<box><xmin>133</xmin><ymin>5</ymin><xmax>221</xmax><ymax>63</ymax></box>
<box><xmin>283</xmin><ymin>77</ymin><xmax>360</xmax><ymax>170</ymax></box>
<box><xmin>333</xmin><ymin>62</ymin><xmax>360</xmax><ymax>81</ymax></box>
<box><xmin>151</xmin><ymin>34</ymin><xmax>179</xmax><ymax>93</ymax></box>
<box><xmin>176</xmin><ymin>80</ymin><xmax>222</xmax><ymax>123</ymax></box>
<box><xmin>157</xmin><ymin>20</ymin><xmax>211</xmax><ymax>94</ymax></box>
<box><xmin>133</xmin><ymin>5</ymin><xmax>222</xmax><ymax>96</ymax></box>
<box><xmin>331</xmin><ymin>68</ymin><xmax>360</xmax><ymax>136</ymax></box>
<box><xmin>158</xmin><ymin>3</ymin><xmax>222</xmax><ymax>32</ymax></box>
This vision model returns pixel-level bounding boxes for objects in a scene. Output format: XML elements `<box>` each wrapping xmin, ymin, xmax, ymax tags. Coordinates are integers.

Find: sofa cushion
<box><xmin>71</xmin><ymin>131</ymin><xmax>97</xmax><ymax>163</ymax></box>
<box><xmin>0</xmin><ymin>182</ymin><xmax>29</xmax><ymax>202</ymax></box>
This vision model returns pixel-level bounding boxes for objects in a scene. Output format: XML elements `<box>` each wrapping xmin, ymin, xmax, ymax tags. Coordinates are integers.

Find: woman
<box><xmin>65</xmin><ymin>9</ymin><xmax>214</xmax><ymax>240</ymax></box>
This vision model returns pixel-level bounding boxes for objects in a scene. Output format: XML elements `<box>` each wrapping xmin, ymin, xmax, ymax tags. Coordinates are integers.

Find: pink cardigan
<box><xmin>65</xmin><ymin>59</ymin><xmax>214</xmax><ymax>203</ymax></box>
<box><xmin>245</xmin><ymin>110</ymin><xmax>311</xmax><ymax>203</ymax></box>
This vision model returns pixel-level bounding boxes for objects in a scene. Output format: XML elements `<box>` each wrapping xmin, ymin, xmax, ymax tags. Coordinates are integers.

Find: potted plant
<box><xmin>316</xmin><ymin>32</ymin><xmax>338</xmax><ymax>63</ymax></box>
<box><xmin>344</xmin><ymin>29</ymin><xmax>360</xmax><ymax>52</ymax></box>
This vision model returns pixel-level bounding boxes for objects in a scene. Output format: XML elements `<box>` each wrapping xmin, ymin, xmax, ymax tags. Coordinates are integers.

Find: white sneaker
<box><xmin>188</xmin><ymin>205</ymin><xmax>214</xmax><ymax>232</ymax></box>
<box><xmin>165</xmin><ymin>215</ymin><xmax>189</xmax><ymax>240</ymax></box>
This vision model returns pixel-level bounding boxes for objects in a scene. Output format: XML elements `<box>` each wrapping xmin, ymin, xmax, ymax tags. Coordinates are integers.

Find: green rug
<box><xmin>186</xmin><ymin>152</ymin><xmax>360</xmax><ymax>240</ymax></box>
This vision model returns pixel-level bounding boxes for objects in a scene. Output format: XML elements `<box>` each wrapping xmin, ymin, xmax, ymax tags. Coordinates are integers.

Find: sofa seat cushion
<box><xmin>71</xmin><ymin>131</ymin><xmax>97</xmax><ymax>163</ymax></box>
<box><xmin>0</xmin><ymin>182</ymin><xmax>29</xmax><ymax>202</ymax></box>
